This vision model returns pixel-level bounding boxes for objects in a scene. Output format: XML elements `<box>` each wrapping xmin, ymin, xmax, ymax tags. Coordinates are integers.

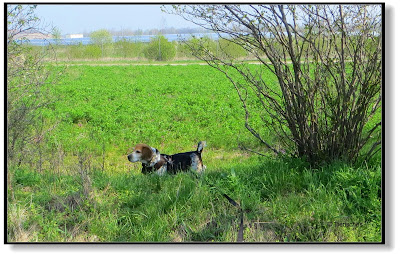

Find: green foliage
<box><xmin>38</xmin><ymin>34</ymin><xmax>249</xmax><ymax>61</ymax></box>
<box><xmin>144</xmin><ymin>35</ymin><xmax>176</xmax><ymax>61</ymax></box>
<box><xmin>83</xmin><ymin>45</ymin><xmax>102</xmax><ymax>59</ymax></box>
<box><xmin>51</xmin><ymin>27</ymin><xmax>62</xmax><ymax>45</ymax></box>
<box><xmin>113</xmin><ymin>38</ymin><xmax>145</xmax><ymax>58</ymax></box>
<box><xmin>42</xmin><ymin>65</ymin><xmax>258</xmax><ymax>153</ymax></box>
<box><xmin>13</xmin><ymin>166</ymin><xmax>41</xmax><ymax>186</ymax></box>
<box><xmin>183</xmin><ymin>37</ymin><xmax>248</xmax><ymax>60</ymax></box>
<box><xmin>185</xmin><ymin>36</ymin><xmax>216</xmax><ymax>57</ymax></box>
<box><xmin>218</xmin><ymin>38</ymin><xmax>248</xmax><ymax>59</ymax></box>
<box><xmin>90</xmin><ymin>29</ymin><xmax>113</xmax><ymax>58</ymax></box>
<box><xmin>65</xmin><ymin>43</ymin><xmax>85</xmax><ymax>59</ymax></box>
<box><xmin>90</xmin><ymin>29</ymin><xmax>112</xmax><ymax>46</ymax></box>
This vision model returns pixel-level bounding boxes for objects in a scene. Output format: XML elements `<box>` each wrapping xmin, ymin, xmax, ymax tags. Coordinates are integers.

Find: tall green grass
<box><xmin>8</xmin><ymin>157</ymin><xmax>381</xmax><ymax>242</ymax></box>
<box><xmin>42</xmin><ymin>65</ymin><xmax>274</xmax><ymax>156</ymax></box>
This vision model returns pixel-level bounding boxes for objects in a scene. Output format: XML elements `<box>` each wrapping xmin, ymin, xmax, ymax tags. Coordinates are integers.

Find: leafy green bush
<box><xmin>90</xmin><ymin>29</ymin><xmax>112</xmax><ymax>45</ymax></box>
<box><xmin>66</xmin><ymin>43</ymin><xmax>85</xmax><ymax>59</ymax></box>
<box><xmin>184</xmin><ymin>36</ymin><xmax>217</xmax><ymax>58</ymax></box>
<box><xmin>144</xmin><ymin>35</ymin><xmax>176</xmax><ymax>61</ymax></box>
<box><xmin>113</xmin><ymin>38</ymin><xmax>145</xmax><ymax>58</ymax></box>
<box><xmin>84</xmin><ymin>45</ymin><xmax>102</xmax><ymax>59</ymax></box>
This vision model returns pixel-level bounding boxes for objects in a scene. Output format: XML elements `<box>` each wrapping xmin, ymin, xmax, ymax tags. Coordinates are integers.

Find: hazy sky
<box><xmin>34</xmin><ymin>4</ymin><xmax>198</xmax><ymax>35</ymax></box>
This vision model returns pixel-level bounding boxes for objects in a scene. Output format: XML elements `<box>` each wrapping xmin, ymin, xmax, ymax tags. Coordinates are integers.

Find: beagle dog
<box><xmin>127</xmin><ymin>141</ymin><xmax>206</xmax><ymax>175</ymax></box>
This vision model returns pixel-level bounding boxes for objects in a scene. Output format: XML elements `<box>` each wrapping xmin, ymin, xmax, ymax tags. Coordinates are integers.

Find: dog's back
<box><xmin>166</xmin><ymin>141</ymin><xmax>206</xmax><ymax>174</ymax></box>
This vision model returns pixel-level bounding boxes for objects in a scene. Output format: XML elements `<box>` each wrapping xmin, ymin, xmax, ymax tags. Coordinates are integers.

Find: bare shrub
<box><xmin>169</xmin><ymin>4</ymin><xmax>382</xmax><ymax>165</ymax></box>
<box><xmin>77</xmin><ymin>150</ymin><xmax>93</xmax><ymax>199</ymax></box>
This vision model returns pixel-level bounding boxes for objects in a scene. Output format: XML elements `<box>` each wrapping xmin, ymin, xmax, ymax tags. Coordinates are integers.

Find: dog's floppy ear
<box><xmin>141</xmin><ymin>145</ymin><xmax>153</xmax><ymax>161</ymax></box>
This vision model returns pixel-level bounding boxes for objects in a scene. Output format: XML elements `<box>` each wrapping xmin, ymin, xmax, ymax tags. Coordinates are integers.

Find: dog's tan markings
<box><xmin>133</xmin><ymin>144</ymin><xmax>152</xmax><ymax>161</ymax></box>
<box><xmin>141</xmin><ymin>145</ymin><xmax>153</xmax><ymax>161</ymax></box>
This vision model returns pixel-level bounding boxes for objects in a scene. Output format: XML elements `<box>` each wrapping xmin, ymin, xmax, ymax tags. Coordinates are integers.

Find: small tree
<box><xmin>170</xmin><ymin>4</ymin><xmax>382</xmax><ymax>165</ymax></box>
<box><xmin>90</xmin><ymin>29</ymin><xmax>112</xmax><ymax>57</ymax></box>
<box><xmin>51</xmin><ymin>27</ymin><xmax>62</xmax><ymax>45</ymax></box>
<box><xmin>144</xmin><ymin>35</ymin><xmax>176</xmax><ymax>61</ymax></box>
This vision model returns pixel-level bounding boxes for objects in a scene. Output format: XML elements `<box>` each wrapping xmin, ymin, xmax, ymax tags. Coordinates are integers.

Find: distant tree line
<box><xmin>81</xmin><ymin>26</ymin><xmax>212</xmax><ymax>37</ymax></box>
<box><xmin>41</xmin><ymin>29</ymin><xmax>250</xmax><ymax>61</ymax></box>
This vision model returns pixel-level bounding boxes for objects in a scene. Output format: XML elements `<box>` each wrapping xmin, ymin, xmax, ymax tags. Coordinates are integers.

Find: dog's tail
<box><xmin>197</xmin><ymin>141</ymin><xmax>206</xmax><ymax>153</ymax></box>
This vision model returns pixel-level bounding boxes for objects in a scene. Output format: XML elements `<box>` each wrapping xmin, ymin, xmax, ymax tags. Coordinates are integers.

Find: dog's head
<box><xmin>127</xmin><ymin>144</ymin><xmax>158</xmax><ymax>164</ymax></box>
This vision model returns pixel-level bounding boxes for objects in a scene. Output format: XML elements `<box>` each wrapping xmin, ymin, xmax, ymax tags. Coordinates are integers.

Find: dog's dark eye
<box><xmin>136</xmin><ymin>150</ymin><xmax>141</xmax><ymax>153</ymax></box>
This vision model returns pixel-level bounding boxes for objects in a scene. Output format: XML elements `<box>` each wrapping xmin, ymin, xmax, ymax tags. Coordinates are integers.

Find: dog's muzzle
<box><xmin>127</xmin><ymin>154</ymin><xmax>133</xmax><ymax>162</ymax></box>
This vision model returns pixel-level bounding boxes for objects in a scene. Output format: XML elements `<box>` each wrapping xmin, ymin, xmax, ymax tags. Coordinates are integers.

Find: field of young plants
<box><xmin>7</xmin><ymin>63</ymin><xmax>382</xmax><ymax>242</ymax></box>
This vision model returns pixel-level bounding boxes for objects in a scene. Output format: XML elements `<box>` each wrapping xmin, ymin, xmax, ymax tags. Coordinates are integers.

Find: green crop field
<box><xmin>7</xmin><ymin>63</ymin><xmax>382</xmax><ymax>242</ymax></box>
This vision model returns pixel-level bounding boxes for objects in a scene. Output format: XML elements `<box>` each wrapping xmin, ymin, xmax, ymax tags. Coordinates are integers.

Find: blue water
<box><xmin>24</xmin><ymin>33</ymin><xmax>221</xmax><ymax>46</ymax></box>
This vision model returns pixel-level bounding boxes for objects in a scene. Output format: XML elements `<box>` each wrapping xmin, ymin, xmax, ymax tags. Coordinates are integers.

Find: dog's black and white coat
<box><xmin>127</xmin><ymin>141</ymin><xmax>206</xmax><ymax>175</ymax></box>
